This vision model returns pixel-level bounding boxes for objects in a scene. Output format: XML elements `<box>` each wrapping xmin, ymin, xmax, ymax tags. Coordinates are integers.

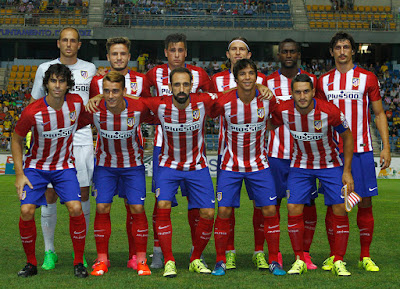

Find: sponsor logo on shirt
<box><xmin>161</xmin><ymin>85</ymin><xmax>172</xmax><ymax>95</ymax></box>
<box><xmin>192</xmin><ymin>109</ymin><xmax>200</xmax><ymax>121</ymax></box>
<box><xmin>257</xmin><ymin>107</ymin><xmax>265</xmax><ymax>119</ymax></box>
<box><xmin>326</xmin><ymin>90</ymin><xmax>361</xmax><ymax>100</ymax></box>
<box><xmin>42</xmin><ymin>125</ymin><xmax>74</xmax><ymax>138</ymax></box>
<box><xmin>163</xmin><ymin>121</ymin><xmax>200</xmax><ymax>132</ymax></box>
<box><xmin>229</xmin><ymin>122</ymin><xmax>265</xmax><ymax>133</ymax></box>
<box><xmin>290</xmin><ymin>130</ymin><xmax>323</xmax><ymax>141</ymax></box>
<box><xmin>127</xmin><ymin>116</ymin><xmax>135</xmax><ymax>127</ymax></box>
<box><xmin>314</xmin><ymin>120</ymin><xmax>322</xmax><ymax>130</ymax></box>
<box><xmin>99</xmin><ymin>129</ymin><xmax>136</xmax><ymax>139</ymax></box>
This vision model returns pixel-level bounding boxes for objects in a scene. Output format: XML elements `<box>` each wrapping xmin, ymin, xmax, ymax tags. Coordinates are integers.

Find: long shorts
<box><xmin>21</xmin><ymin>168</ymin><xmax>80</xmax><ymax>206</ymax></box>
<box><xmin>216</xmin><ymin>168</ymin><xmax>277</xmax><ymax>208</ymax></box>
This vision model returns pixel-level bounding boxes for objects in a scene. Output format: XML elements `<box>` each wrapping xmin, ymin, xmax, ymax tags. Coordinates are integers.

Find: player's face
<box><xmin>235</xmin><ymin>65</ymin><xmax>257</xmax><ymax>92</ymax></box>
<box><xmin>292</xmin><ymin>81</ymin><xmax>315</xmax><ymax>113</ymax></box>
<box><xmin>330</xmin><ymin>39</ymin><xmax>354</xmax><ymax>65</ymax></box>
<box><xmin>165</xmin><ymin>42</ymin><xmax>187</xmax><ymax>69</ymax></box>
<box><xmin>107</xmin><ymin>44</ymin><xmax>131</xmax><ymax>72</ymax></box>
<box><xmin>103</xmin><ymin>80</ymin><xmax>126</xmax><ymax>110</ymax></box>
<box><xmin>57</xmin><ymin>29</ymin><xmax>81</xmax><ymax>59</ymax></box>
<box><xmin>226</xmin><ymin>41</ymin><xmax>251</xmax><ymax>66</ymax></box>
<box><xmin>278</xmin><ymin>42</ymin><xmax>300</xmax><ymax>69</ymax></box>
<box><xmin>46</xmin><ymin>74</ymin><xmax>69</xmax><ymax>99</ymax></box>
<box><xmin>169</xmin><ymin>72</ymin><xmax>192</xmax><ymax>105</ymax></box>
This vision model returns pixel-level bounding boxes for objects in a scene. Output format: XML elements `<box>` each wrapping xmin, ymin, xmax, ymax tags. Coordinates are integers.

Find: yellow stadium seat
<box><xmin>384</xmin><ymin>6</ymin><xmax>391</xmax><ymax>12</ymax></box>
<box><xmin>356</xmin><ymin>22</ymin><xmax>362</xmax><ymax>29</ymax></box>
<box><xmin>390</xmin><ymin>22</ymin><xmax>396</xmax><ymax>30</ymax></box>
<box><xmin>4</xmin><ymin>18</ymin><xmax>11</xmax><ymax>24</ymax></box>
<box><xmin>374</xmin><ymin>14</ymin><xmax>380</xmax><ymax>20</ymax></box>
<box><xmin>325</xmin><ymin>5</ymin><xmax>331</xmax><ymax>12</ymax></box>
<box><xmin>316</xmin><ymin>21</ymin><xmax>323</xmax><ymax>28</ymax></box>
<box><xmin>322</xmin><ymin>22</ymin><xmax>329</xmax><ymax>28</ymax></box>
<box><xmin>32</xmin><ymin>65</ymin><xmax>38</xmax><ymax>72</ymax></box>
<box><xmin>318</xmin><ymin>5</ymin><xmax>324</xmax><ymax>11</ymax></box>
<box><xmin>18</xmin><ymin>17</ymin><xmax>24</xmax><ymax>25</ymax></box>
<box><xmin>11</xmin><ymin>65</ymin><xmax>18</xmax><ymax>72</ymax></box>
<box><xmin>6</xmin><ymin>9</ymin><xmax>12</xmax><ymax>16</ymax></box>
<box><xmin>74</xmin><ymin>19</ymin><xmax>80</xmax><ymax>25</ymax></box>
<box><xmin>15</xmin><ymin>80</ymin><xmax>22</xmax><ymax>85</ymax></box>
<box><xmin>327</xmin><ymin>13</ymin><xmax>334</xmax><ymax>20</ymax></box>
<box><xmin>39</xmin><ymin>18</ymin><xmax>46</xmax><ymax>25</ymax></box>
<box><xmin>18</xmin><ymin>65</ymin><xmax>24</xmax><ymax>72</ymax></box>
<box><xmin>378</xmin><ymin>6</ymin><xmax>384</xmax><ymax>12</ymax></box>
<box><xmin>46</xmin><ymin>18</ymin><xmax>53</xmax><ymax>25</ymax></box>
<box><xmin>0</xmin><ymin>8</ymin><xmax>5</xmax><ymax>15</ymax></box>
<box><xmin>11</xmin><ymin>18</ymin><xmax>18</xmax><ymax>25</ymax></box>
<box><xmin>16</xmin><ymin>72</ymin><xmax>23</xmax><ymax>79</ymax></box>
<box><xmin>314</xmin><ymin>13</ymin><xmax>321</xmax><ymax>20</ymax></box>
<box><xmin>23</xmin><ymin>72</ymin><xmax>30</xmax><ymax>79</ymax></box>
<box><xmin>9</xmin><ymin>71</ymin><xmax>17</xmax><ymax>79</ymax></box>
<box><xmin>347</xmin><ymin>14</ymin><xmax>354</xmax><ymax>20</ymax></box>
<box><xmin>360</xmin><ymin>13</ymin><xmax>367</xmax><ymax>20</ymax></box>
<box><xmin>25</xmin><ymin>66</ymin><xmax>31</xmax><ymax>72</ymax></box>
<box><xmin>367</xmin><ymin>14</ymin><xmax>373</xmax><ymax>20</ymax></box>
<box><xmin>340</xmin><ymin>14</ymin><xmax>347</xmax><ymax>20</ymax></box>
<box><xmin>81</xmin><ymin>18</ymin><xmax>88</xmax><ymax>25</ymax></box>
<box><xmin>329</xmin><ymin>21</ymin><xmax>336</xmax><ymax>29</ymax></box>
<box><xmin>371</xmin><ymin>6</ymin><xmax>377</xmax><ymax>12</ymax></box>
<box><xmin>22</xmin><ymin>80</ymin><xmax>29</xmax><ymax>85</ymax></box>
<box><xmin>365</xmin><ymin>6</ymin><xmax>371</xmax><ymax>12</ymax></box>
<box><xmin>75</xmin><ymin>8</ymin><xmax>81</xmax><ymax>15</ymax></box>
<box><xmin>350</xmin><ymin>22</ymin><xmax>356</xmax><ymax>29</ymax></box>
<box><xmin>60</xmin><ymin>18</ymin><xmax>67</xmax><ymax>25</ymax></box>
<box><xmin>30</xmin><ymin>72</ymin><xmax>36</xmax><ymax>79</ymax></box>
<box><xmin>387</xmin><ymin>14</ymin><xmax>394</xmax><ymax>20</ymax></box>
<box><xmin>312</xmin><ymin>5</ymin><xmax>318</xmax><ymax>11</ymax></box>
<box><xmin>363</xmin><ymin>22</ymin><xmax>369</xmax><ymax>29</ymax></box>
<box><xmin>67</xmin><ymin>18</ymin><xmax>74</xmax><ymax>25</ymax></box>
<box><xmin>0</xmin><ymin>18</ymin><xmax>3</xmax><ymax>25</ymax></box>
<box><xmin>343</xmin><ymin>22</ymin><xmax>349</xmax><ymax>29</ymax></box>
<box><xmin>358</xmin><ymin>6</ymin><xmax>365</xmax><ymax>12</ymax></box>
<box><xmin>354</xmin><ymin>13</ymin><xmax>360</xmax><ymax>21</ymax></box>
<box><xmin>306</xmin><ymin>5</ymin><xmax>311</xmax><ymax>12</ymax></box>
<box><xmin>321</xmin><ymin>13</ymin><xmax>327</xmax><ymax>20</ymax></box>
<box><xmin>309</xmin><ymin>21</ymin><xmax>316</xmax><ymax>28</ymax></box>
<box><xmin>308</xmin><ymin>12</ymin><xmax>314</xmax><ymax>19</ymax></box>
<box><xmin>334</xmin><ymin>13</ymin><xmax>340</xmax><ymax>19</ymax></box>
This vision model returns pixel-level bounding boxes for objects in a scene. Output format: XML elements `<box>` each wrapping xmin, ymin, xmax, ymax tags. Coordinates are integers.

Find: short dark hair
<box><xmin>233</xmin><ymin>59</ymin><xmax>258</xmax><ymax>80</ymax></box>
<box><xmin>103</xmin><ymin>71</ymin><xmax>125</xmax><ymax>89</ymax></box>
<box><xmin>106</xmin><ymin>37</ymin><xmax>131</xmax><ymax>54</ymax></box>
<box><xmin>169</xmin><ymin>67</ymin><xmax>192</xmax><ymax>84</ymax></box>
<box><xmin>58</xmin><ymin>27</ymin><xmax>80</xmax><ymax>42</ymax></box>
<box><xmin>291</xmin><ymin>74</ymin><xmax>314</xmax><ymax>91</ymax></box>
<box><xmin>165</xmin><ymin>33</ymin><xmax>187</xmax><ymax>50</ymax></box>
<box><xmin>279</xmin><ymin>38</ymin><xmax>300</xmax><ymax>53</ymax></box>
<box><xmin>329</xmin><ymin>31</ymin><xmax>356</xmax><ymax>51</ymax></box>
<box><xmin>43</xmin><ymin>64</ymin><xmax>75</xmax><ymax>93</ymax></box>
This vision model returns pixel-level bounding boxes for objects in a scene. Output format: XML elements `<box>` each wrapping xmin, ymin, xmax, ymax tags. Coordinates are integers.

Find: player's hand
<box><xmin>15</xmin><ymin>174</ymin><xmax>33</xmax><ymax>200</ymax></box>
<box><xmin>342</xmin><ymin>171</ymin><xmax>354</xmax><ymax>194</ymax></box>
<box><xmin>380</xmin><ymin>147</ymin><xmax>391</xmax><ymax>169</ymax></box>
<box><xmin>86</xmin><ymin>95</ymin><xmax>103</xmax><ymax>113</ymax></box>
<box><xmin>96</xmin><ymin>67</ymin><xmax>106</xmax><ymax>76</ymax></box>
<box><xmin>256</xmin><ymin>84</ymin><xmax>273</xmax><ymax>100</ymax></box>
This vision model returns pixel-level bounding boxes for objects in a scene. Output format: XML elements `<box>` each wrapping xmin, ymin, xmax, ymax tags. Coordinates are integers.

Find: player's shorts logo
<box><xmin>257</xmin><ymin>107</ymin><xmax>265</xmax><ymax>119</ymax></box>
<box><xmin>155</xmin><ymin>188</ymin><xmax>160</xmax><ymax>198</ymax></box>
<box><xmin>127</xmin><ymin>116</ymin><xmax>135</xmax><ymax>127</ymax></box>
<box><xmin>192</xmin><ymin>109</ymin><xmax>200</xmax><ymax>121</ymax></box>
<box><xmin>286</xmin><ymin>189</ymin><xmax>290</xmax><ymax>199</ymax></box>
<box><xmin>70</xmin><ymin>111</ymin><xmax>77</xmax><ymax>122</ymax></box>
<box><xmin>130</xmin><ymin>82</ymin><xmax>138</xmax><ymax>94</ymax></box>
<box><xmin>21</xmin><ymin>190</ymin><xmax>26</xmax><ymax>200</ymax></box>
<box><xmin>352</xmin><ymin>77</ymin><xmax>360</xmax><ymax>87</ymax></box>
<box><xmin>81</xmin><ymin>70</ymin><xmax>89</xmax><ymax>79</ymax></box>
<box><xmin>314</xmin><ymin>120</ymin><xmax>322</xmax><ymax>130</ymax></box>
<box><xmin>91</xmin><ymin>186</ymin><xmax>98</xmax><ymax>199</ymax></box>
<box><xmin>217</xmin><ymin>191</ymin><xmax>222</xmax><ymax>202</ymax></box>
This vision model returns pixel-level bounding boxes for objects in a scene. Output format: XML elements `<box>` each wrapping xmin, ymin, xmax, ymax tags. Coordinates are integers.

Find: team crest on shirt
<box><xmin>130</xmin><ymin>82</ymin><xmax>138</xmax><ymax>94</ymax></box>
<box><xmin>127</xmin><ymin>116</ymin><xmax>135</xmax><ymax>127</ymax></box>
<box><xmin>217</xmin><ymin>191</ymin><xmax>222</xmax><ymax>202</ymax></box>
<box><xmin>80</xmin><ymin>70</ymin><xmax>89</xmax><ymax>79</ymax></box>
<box><xmin>69</xmin><ymin>111</ymin><xmax>77</xmax><ymax>122</ymax></box>
<box><xmin>257</xmin><ymin>107</ymin><xmax>265</xmax><ymax>119</ymax></box>
<box><xmin>21</xmin><ymin>190</ymin><xmax>26</xmax><ymax>200</ymax></box>
<box><xmin>314</xmin><ymin>120</ymin><xmax>322</xmax><ymax>130</ymax></box>
<box><xmin>286</xmin><ymin>190</ymin><xmax>290</xmax><ymax>199</ymax></box>
<box><xmin>192</xmin><ymin>109</ymin><xmax>200</xmax><ymax>121</ymax></box>
<box><xmin>155</xmin><ymin>188</ymin><xmax>160</xmax><ymax>198</ymax></box>
<box><xmin>352</xmin><ymin>77</ymin><xmax>360</xmax><ymax>87</ymax></box>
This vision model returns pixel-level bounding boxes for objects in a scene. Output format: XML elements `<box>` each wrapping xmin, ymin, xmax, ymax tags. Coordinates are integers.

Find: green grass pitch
<box><xmin>0</xmin><ymin>176</ymin><xmax>399</xmax><ymax>288</ymax></box>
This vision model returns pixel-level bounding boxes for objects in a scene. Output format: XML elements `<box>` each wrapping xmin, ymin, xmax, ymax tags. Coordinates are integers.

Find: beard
<box><xmin>112</xmin><ymin>65</ymin><xmax>127</xmax><ymax>71</ymax></box>
<box><xmin>173</xmin><ymin>92</ymin><xmax>190</xmax><ymax>104</ymax></box>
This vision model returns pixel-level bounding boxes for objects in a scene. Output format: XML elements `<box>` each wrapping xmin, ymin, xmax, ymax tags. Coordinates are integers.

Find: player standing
<box><xmin>266</xmin><ymin>39</ymin><xmax>318</xmax><ymax>269</ymax></box>
<box><xmin>271</xmin><ymin>74</ymin><xmax>354</xmax><ymax>276</ymax></box>
<box><xmin>12</xmin><ymin>64</ymin><xmax>88</xmax><ymax>278</ymax></box>
<box><xmin>146</xmin><ymin>33</ymin><xmax>213</xmax><ymax>268</ymax></box>
<box><xmin>90</xmin><ymin>37</ymin><xmax>151</xmax><ymax>270</ymax></box>
<box><xmin>31</xmin><ymin>27</ymin><xmax>96</xmax><ymax>270</ymax></box>
<box><xmin>316</xmin><ymin>32</ymin><xmax>391</xmax><ymax>272</ymax></box>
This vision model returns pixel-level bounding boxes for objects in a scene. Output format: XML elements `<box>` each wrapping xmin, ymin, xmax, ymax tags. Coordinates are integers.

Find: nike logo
<box><xmin>78</xmin><ymin>194</ymin><xmax>81</xmax><ymax>198</ymax></box>
<box><xmin>137</xmin><ymin>229</ymin><xmax>148</xmax><ymax>232</ymax></box>
<box><xmin>288</xmin><ymin>224</ymin><xmax>297</xmax><ymax>228</ymax></box>
<box><xmin>369</xmin><ymin>187</ymin><xmax>378</xmax><ymax>192</ymax></box>
<box><xmin>222</xmin><ymin>84</ymin><xmax>230</xmax><ymax>88</ymax></box>
<box><xmin>327</xmin><ymin>81</ymin><xmax>335</xmax><ymax>86</ymax></box>
<box><xmin>158</xmin><ymin>225</ymin><xmax>170</xmax><ymax>230</ymax></box>
<box><xmin>273</xmin><ymin>86</ymin><xmax>281</xmax><ymax>90</ymax></box>
<box><xmin>340</xmin><ymin>195</ymin><xmax>345</xmax><ymax>199</ymax></box>
<box><xmin>74</xmin><ymin>230</ymin><xmax>86</xmax><ymax>234</ymax></box>
<box><xmin>41</xmin><ymin>121</ymin><xmax>51</xmax><ymax>126</ymax></box>
<box><xmin>268</xmin><ymin>225</ymin><xmax>279</xmax><ymax>229</ymax></box>
<box><xmin>161</xmin><ymin>76</ymin><xmax>169</xmax><ymax>80</ymax></box>
<box><xmin>269</xmin><ymin>196</ymin><xmax>277</xmax><ymax>201</ymax></box>
<box><xmin>94</xmin><ymin>229</ymin><xmax>104</xmax><ymax>233</ymax></box>
<box><xmin>99</xmin><ymin>121</ymin><xmax>108</xmax><ymax>124</ymax></box>
<box><xmin>140</xmin><ymin>197</ymin><xmax>146</xmax><ymax>201</ymax></box>
<box><xmin>211</xmin><ymin>200</ymin><xmax>216</xmax><ymax>203</ymax></box>
<box><xmin>311</xmin><ymin>190</ymin><xmax>317</xmax><ymax>195</ymax></box>
<box><xmin>228</xmin><ymin>114</ymin><xmax>238</xmax><ymax>118</ymax></box>
<box><xmin>359</xmin><ymin>228</ymin><xmax>368</xmax><ymax>232</ymax></box>
<box><xmin>21</xmin><ymin>235</ymin><xmax>33</xmax><ymax>239</ymax></box>
<box><xmin>288</xmin><ymin>121</ymin><xmax>296</xmax><ymax>124</ymax></box>
<box><xmin>336</xmin><ymin>225</ymin><xmax>348</xmax><ymax>228</ymax></box>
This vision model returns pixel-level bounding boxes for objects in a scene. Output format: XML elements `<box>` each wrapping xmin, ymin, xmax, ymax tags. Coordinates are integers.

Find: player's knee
<box><xmin>287</xmin><ymin>203</ymin><xmax>303</xmax><ymax>216</ymax></box>
<box><xmin>129</xmin><ymin>204</ymin><xmax>144</xmax><ymax>214</ymax></box>
<box><xmin>332</xmin><ymin>203</ymin><xmax>347</xmax><ymax>216</ymax></box>
<box><xmin>217</xmin><ymin>207</ymin><xmax>232</xmax><ymax>219</ymax></box>
<box><xmin>20</xmin><ymin>205</ymin><xmax>35</xmax><ymax>220</ymax></box>
<box><xmin>80</xmin><ymin>187</ymin><xmax>90</xmax><ymax>202</ymax></box>
<box><xmin>262</xmin><ymin>205</ymin><xmax>276</xmax><ymax>216</ymax></box>
<box><xmin>96</xmin><ymin>203</ymin><xmax>111</xmax><ymax>214</ymax></box>
<box><xmin>358</xmin><ymin>196</ymin><xmax>372</xmax><ymax>208</ymax></box>
<box><xmin>66</xmin><ymin>201</ymin><xmax>83</xmax><ymax>217</ymax></box>
<box><xmin>45</xmin><ymin>188</ymin><xmax>58</xmax><ymax>204</ymax></box>
<box><xmin>200</xmin><ymin>208</ymin><xmax>215</xmax><ymax>220</ymax></box>
<box><xmin>157</xmin><ymin>200</ymin><xmax>171</xmax><ymax>209</ymax></box>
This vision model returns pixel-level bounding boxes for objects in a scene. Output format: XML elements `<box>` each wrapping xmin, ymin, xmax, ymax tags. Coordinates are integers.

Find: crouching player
<box><xmin>270</xmin><ymin>74</ymin><xmax>354</xmax><ymax>276</ymax></box>
<box><xmin>80</xmin><ymin>71</ymin><xmax>154</xmax><ymax>276</ymax></box>
<box><xmin>12</xmin><ymin>64</ymin><xmax>88</xmax><ymax>278</ymax></box>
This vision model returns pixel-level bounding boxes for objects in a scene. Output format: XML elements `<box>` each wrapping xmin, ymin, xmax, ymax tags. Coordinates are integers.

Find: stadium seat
<box><xmin>11</xmin><ymin>65</ymin><xmax>18</xmax><ymax>72</ymax></box>
<box><xmin>18</xmin><ymin>65</ymin><xmax>24</xmax><ymax>72</ymax></box>
<box><xmin>378</xmin><ymin>6</ymin><xmax>384</xmax><ymax>12</ymax></box>
<box><xmin>314</xmin><ymin>13</ymin><xmax>321</xmax><ymax>20</ymax></box>
<box><xmin>318</xmin><ymin>5</ymin><xmax>324</xmax><ymax>11</ymax></box>
<box><xmin>82</xmin><ymin>18</ymin><xmax>88</xmax><ymax>25</ymax></box>
<box><xmin>350</xmin><ymin>22</ymin><xmax>356</xmax><ymax>29</ymax></box>
<box><xmin>340</xmin><ymin>14</ymin><xmax>347</xmax><ymax>20</ymax></box>
<box><xmin>390</xmin><ymin>22</ymin><xmax>396</xmax><ymax>30</ymax></box>
<box><xmin>354</xmin><ymin>13</ymin><xmax>360</xmax><ymax>21</ymax></box>
<box><xmin>311</xmin><ymin>5</ymin><xmax>318</xmax><ymax>11</ymax></box>
<box><xmin>384</xmin><ymin>6</ymin><xmax>391</xmax><ymax>12</ymax></box>
<box><xmin>343</xmin><ymin>22</ymin><xmax>349</xmax><ymax>29</ymax></box>
<box><xmin>23</xmin><ymin>72</ymin><xmax>30</xmax><ymax>79</ymax></box>
<box><xmin>47</xmin><ymin>18</ymin><xmax>54</xmax><ymax>25</ymax></box>
<box><xmin>363</xmin><ymin>22</ymin><xmax>370</xmax><ymax>29</ymax></box>
<box><xmin>371</xmin><ymin>6</ymin><xmax>377</xmax><ymax>12</ymax></box>
<box><xmin>322</xmin><ymin>22</ymin><xmax>329</xmax><ymax>29</ymax></box>
<box><xmin>320</xmin><ymin>13</ymin><xmax>327</xmax><ymax>20</ymax></box>
<box><xmin>32</xmin><ymin>66</ymin><xmax>38</xmax><ymax>72</ymax></box>
<box><xmin>356</xmin><ymin>22</ymin><xmax>362</xmax><ymax>29</ymax></box>
<box><xmin>309</xmin><ymin>21</ymin><xmax>316</xmax><ymax>28</ymax></box>
<box><xmin>25</xmin><ymin>66</ymin><xmax>31</xmax><ymax>72</ymax></box>
<box><xmin>61</xmin><ymin>18</ymin><xmax>67</xmax><ymax>25</ymax></box>
<box><xmin>329</xmin><ymin>21</ymin><xmax>336</xmax><ymax>29</ymax></box>
<box><xmin>9</xmin><ymin>71</ymin><xmax>17</xmax><ymax>80</ymax></box>
<box><xmin>327</xmin><ymin>13</ymin><xmax>334</xmax><ymax>20</ymax></box>
<box><xmin>17</xmin><ymin>72</ymin><xmax>23</xmax><ymax>79</ymax></box>
<box><xmin>347</xmin><ymin>14</ymin><xmax>354</xmax><ymax>20</ymax></box>
<box><xmin>0</xmin><ymin>8</ymin><xmax>5</xmax><ymax>16</ymax></box>
<box><xmin>306</xmin><ymin>5</ymin><xmax>311</xmax><ymax>11</ymax></box>
<box><xmin>365</xmin><ymin>6</ymin><xmax>371</xmax><ymax>12</ymax></box>
<box><xmin>68</xmin><ymin>18</ymin><xmax>74</xmax><ymax>25</ymax></box>
<box><xmin>316</xmin><ymin>21</ymin><xmax>322</xmax><ymax>28</ymax></box>
<box><xmin>11</xmin><ymin>18</ymin><xmax>18</xmax><ymax>25</ymax></box>
<box><xmin>4</xmin><ymin>18</ymin><xmax>11</xmax><ymax>24</ymax></box>
<box><xmin>325</xmin><ymin>5</ymin><xmax>331</xmax><ymax>12</ymax></box>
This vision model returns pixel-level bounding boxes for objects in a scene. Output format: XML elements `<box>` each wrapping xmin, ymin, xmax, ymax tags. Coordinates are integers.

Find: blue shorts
<box><xmin>340</xmin><ymin>151</ymin><xmax>378</xmax><ymax>198</ymax></box>
<box><xmin>156</xmin><ymin>166</ymin><xmax>215</xmax><ymax>210</ymax></box>
<box><xmin>92</xmin><ymin>165</ymin><xmax>146</xmax><ymax>205</ymax></box>
<box><xmin>268</xmin><ymin>157</ymin><xmax>291</xmax><ymax>200</ymax></box>
<box><xmin>287</xmin><ymin>167</ymin><xmax>344</xmax><ymax>206</ymax></box>
<box><xmin>217</xmin><ymin>168</ymin><xmax>277</xmax><ymax>208</ymax></box>
<box><xmin>20</xmin><ymin>168</ymin><xmax>80</xmax><ymax>206</ymax></box>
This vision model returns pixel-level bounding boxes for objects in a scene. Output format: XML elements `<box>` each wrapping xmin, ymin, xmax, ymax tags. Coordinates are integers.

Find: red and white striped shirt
<box><xmin>146</xmin><ymin>63</ymin><xmax>212</xmax><ymax>147</ymax></box>
<box><xmin>266</xmin><ymin>69</ymin><xmax>317</xmax><ymax>159</ymax></box>
<box><xmin>143</xmin><ymin>93</ymin><xmax>219</xmax><ymax>171</ymax></box>
<box><xmin>215</xmin><ymin>90</ymin><xmax>276</xmax><ymax>172</ymax></box>
<box><xmin>271</xmin><ymin>98</ymin><xmax>348</xmax><ymax>169</ymax></box>
<box><xmin>79</xmin><ymin>97</ymin><xmax>154</xmax><ymax>168</ymax></box>
<box><xmin>15</xmin><ymin>94</ymin><xmax>83</xmax><ymax>170</ymax></box>
<box><xmin>211</xmin><ymin>69</ymin><xmax>268</xmax><ymax>155</ymax></box>
<box><xmin>316</xmin><ymin>66</ymin><xmax>380</xmax><ymax>153</ymax></box>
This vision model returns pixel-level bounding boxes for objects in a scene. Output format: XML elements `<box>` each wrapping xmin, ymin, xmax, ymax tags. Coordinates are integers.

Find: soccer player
<box><xmin>31</xmin><ymin>27</ymin><xmax>96</xmax><ymax>270</ymax></box>
<box><xmin>271</xmin><ymin>74</ymin><xmax>354</xmax><ymax>276</ymax></box>
<box><xmin>266</xmin><ymin>39</ymin><xmax>318</xmax><ymax>269</ymax></box>
<box><xmin>316</xmin><ymin>32</ymin><xmax>391</xmax><ymax>272</ymax></box>
<box><xmin>90</xmin><ymin>37</ymin><xmax>151</xmax><ymax>270</ymax></box>
<box><xmin>146</xmin><ymin>33</ymin><xmax>213</xmax><ymax>268</ymax></box>
<box><xmin>143</xmin><ymin>67</ymin><xmax>217</xmax><ymax>278</ymax></box>
<box><xmin>12</xmin><ymin>64</ymin><xmax>88</xmax><ymax>278</ymax></box>
<box><xmin>80</xmin><ymin>71</ymin><xmax>152</xmax><ymax>276</ymax></box>
<box><xmin>211</xmin><ymin>59</ymin><xmax>285</xmax><ymax>277</ymax></box>
<box><xmin>211</xmin><ymin>37</ymin><xmax>269</xmax><ymax>270</ymax></box>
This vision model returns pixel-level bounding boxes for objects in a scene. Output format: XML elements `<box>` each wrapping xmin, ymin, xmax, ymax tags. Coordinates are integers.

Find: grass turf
<box><xmin>0</xmin><ymin>176</ymin><xmax>399</xmax><ymax>288</ymax></box>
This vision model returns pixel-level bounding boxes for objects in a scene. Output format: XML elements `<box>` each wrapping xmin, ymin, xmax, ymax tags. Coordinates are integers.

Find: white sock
<box><xmin>41</xmin><ymin>203</ymin><xmax>57</xmax><ymax>252</ymax></box>
<box><xmin>81</xmin><ymin>200</ymin><xmax>91</xmax><ymax>233</ymax></box>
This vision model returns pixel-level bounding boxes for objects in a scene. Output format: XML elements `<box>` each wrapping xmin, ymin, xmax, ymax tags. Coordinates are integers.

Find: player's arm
<box><xmin>339</xmin><ymin>128</ymin><xmax>354</xmax><ymax>193</ymax></box>
<box><xmin>371</xmin><ymin>99</ymin><xmax>391</xmax><ymax>169</ymax></box>
<box><xmin>256</xmin><ymin>83</ymin><xmax>274</xmax><ymax>101</ymax></box>
<box><xmin>11</xmin><ymin>132</ymin><xmax>33</xmax><ymax>199</ymax></box>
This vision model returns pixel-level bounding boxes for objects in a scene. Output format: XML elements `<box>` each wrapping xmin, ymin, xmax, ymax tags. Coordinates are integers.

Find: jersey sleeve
<box><xmin>140</xmin><ymin>75</ymin><xmax>152</xmax><ymax>98</ymax></box>
<box><xmin>145</xmin><ymin>68</ymin><xmax>156</xmax><ymax>87</ymax></box>
<box><xmin>77</xmin><ymin>110</ymin><xmax>93</xmax><ymax>129</ymax></box>
<box><xmin>367</xmin><ymin>73</ymin><xmax>381</xmax><ymax>102</ymax></box>
<box><xmin>141</xmin><ymin>96</ymin><xmax>160</xmax><ymax>115</ymax></box>
<box><xmin>314</xmin><ymin>77</ymin><xmax>327</xmax><ymax>100</ymax></box>
<box><xmin>14</xmin><ymin>105</ymin><xmax>34</xmax><ymax>137</ymax></box>
<box><xmin>198</xmin><ymin>68</ymin><xmax>213</xmax><ymax>92</ymax></box>
<box><xmin>202</xmin><ymin>92</ymin><xmax>223</xmax><ymax>118</ymax></box>
<box><xmin>327</xmin><ymin>102</ymin><xmax>349</xmax><ymax>133</ymax></box>
<box><xmin>89</xmin><ymin>76</ymin><xmax>101</xmax><ymax>99</ymax></box>
<box><xmin>270</xmin><ymin>105</ymin><xmax>284</xmax><ymax>127</ymax></box>
<box><xmin>138</xmin><ymin>98</ymin><xmax>160</xmax><ymax>124</ymax></box>
<box><xmin>31</xmin><ymin>64</ymin><xmax>46</xmax><ymax>100</ymax></box>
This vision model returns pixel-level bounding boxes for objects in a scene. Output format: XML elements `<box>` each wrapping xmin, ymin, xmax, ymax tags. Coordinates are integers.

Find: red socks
<box><xmin>190</xmin><ymin>217</ymin><xmax>214</xmax><ymax>262</ymax></box>
<box><xmin>125</xmin><ymin>204</ymin><xmax>136</xmax><ymax>259</ymax></box>
<box><xmin>226</xmin><ymin>208</ymin><xmax>235</xmax><ymax>251</ymax></box>
<box><xmin>214</xmin><ymin>216</ymin><xmax>230</xmax><ymax>263</ymax></box>
<box><xmin>70</xmin><ymin>213</ymin><xmax>86</xmax><ymax>265</ymax></box>
<box><xmin>288</xmin><ymin>214</ymin><xmax>305</xmax><ymax>261</ymax></box>
<box><xmin>303</xmin><ymin>204</ymin><xmax>317</xmax><ymax>252</ymax></box>
<box><xmin>132</xmin><ymin>211</ymin><xmax>148</xmax><ymax>255</ymax></box>
<box><xmin>188</xmin><ymin>208</ymin><xmax>200</xmax><ymax>247</ymax></box>
<box><xmin>19</xmin><ymin>217</ymin><xmax>37</xmax><ymax>266</ymax></box>
<box><xmin>156</xmin><ymin>208</ymin><xmax>174</xmax><ymax>263</ymax></box>
<box><xmin>333</xmin><ymin>214</ymin><xmax>349</xmax><ymax>262</ymax></box>
<box><xmin>94</xmin><ymin>212</ymin><xmax>111</xmax><ymax>262</ymax></box>
<box><xmin>325</xmin><ymin>206</ymin><xmax>335</xmax><ymax>256</ymax></box>
<box><xmin>357</xmin><ymin>206</ymin><xmax>374</xmax><ymax>260</ymax></box>
<box><xmin>253</xmin><ymin>208</ymin><xmax>265</xmax><ymax>252</ymax></box>
<box><xmin>264</xmin><ymin>213</ymin><xmax>280</xmax><ymax>263</ymax></box>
